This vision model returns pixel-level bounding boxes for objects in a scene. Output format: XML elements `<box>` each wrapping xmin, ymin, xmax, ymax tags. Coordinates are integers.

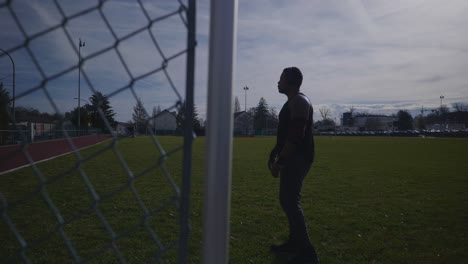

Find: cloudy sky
<box><xmin>1</xmin><ymin>0</ymin><xmax>467</xmax><ymax>123</ymax></box>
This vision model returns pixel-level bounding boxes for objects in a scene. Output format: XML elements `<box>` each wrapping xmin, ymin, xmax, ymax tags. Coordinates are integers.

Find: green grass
<box><xmin>1</xmin><ymin>136</ymin><xmax>468</xmax><ymax>263</ymax></box>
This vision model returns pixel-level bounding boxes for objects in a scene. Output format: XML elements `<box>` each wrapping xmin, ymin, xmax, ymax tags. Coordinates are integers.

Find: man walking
<box><xmin>268</xmin><ymin>67</ymin><xmax>319</xmax><ymax>263</ymax></box>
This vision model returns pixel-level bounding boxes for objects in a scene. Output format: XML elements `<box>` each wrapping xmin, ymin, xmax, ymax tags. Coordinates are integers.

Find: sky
<box><xmin>1</xmin><ymin>0</ymin><xmax>468</xmax><ymax>124</ymax></box>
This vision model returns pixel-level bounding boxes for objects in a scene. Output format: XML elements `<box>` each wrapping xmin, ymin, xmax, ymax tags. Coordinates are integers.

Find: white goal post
<box><xmin>203</xmin><ymin>0</ymin><xmax>238</xmax><ymax>263</ymax></box>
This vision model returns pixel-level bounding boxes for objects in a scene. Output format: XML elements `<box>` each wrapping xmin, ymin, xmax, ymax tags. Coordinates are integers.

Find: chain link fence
<box><xmin>1</xmin><ymin>0</ymin><xmax>196</xmax><ymax>263</ymax></box>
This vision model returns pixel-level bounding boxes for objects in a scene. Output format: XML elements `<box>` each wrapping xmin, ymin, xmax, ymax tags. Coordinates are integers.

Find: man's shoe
<box><xmin>270</xmin><ymin>242</ymin><xmax>297</xmax><ymax>254</ymax></box>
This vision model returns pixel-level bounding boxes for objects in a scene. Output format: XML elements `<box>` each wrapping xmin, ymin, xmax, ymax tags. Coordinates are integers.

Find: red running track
<box><xmin>0</xmin><ymin>134</ymin><xmax>112</xmax><ymax>174</ymax></box>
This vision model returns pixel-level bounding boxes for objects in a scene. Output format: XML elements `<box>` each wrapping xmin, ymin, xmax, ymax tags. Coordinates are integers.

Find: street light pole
<box><xmin>243</xmin><ymin>86</ymin><xmax>249</xmax><ymax>112</ymax></box>
<box><xmin>78</xmin><ymin>39</ymin><xmax>85</xmax><ymax>133</ymax></box>
<box><xmin>74</xmin><ymin>97</ymin><xmax>89</xmax><ymax>129</ymax></box>
<box><xmin>0</xmin><ymin>48</ymin><xmax>16</xmax><ymax>123</ymax></box>
<box><xmin>440</xmin><ymin>95</ymin><xmax>445</xmax><ymax>131</ymax></box>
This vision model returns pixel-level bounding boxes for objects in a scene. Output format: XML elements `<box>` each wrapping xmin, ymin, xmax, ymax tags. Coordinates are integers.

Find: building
<box><xmin>342</xmin><ymin>112</ymin><xmax>352</xmax><ymax>126</ymax></box>
<box><xmin>354</xmin><ymin>115</ymin><xmax>396</xmax><ymax>131</ymax></box>
<box><xmin>153</xmin><ymin>110</ymin><xmax>177</xmax><ymax>131</ymax></box>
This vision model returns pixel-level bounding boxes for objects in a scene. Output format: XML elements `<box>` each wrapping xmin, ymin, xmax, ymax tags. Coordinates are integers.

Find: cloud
<box><xmin>1</xmin><ymin>0</ymin><xmax>192</xmax><ymax>122</ymax></box>
<box><xmin>2</xmin><ymin>0</ymin><xmax>468</xmax><ymax>123</ymax></box>
<box><xmin>231</xmin><ymin>0</ymin><xmax>468</xmax><ymax>121</ymax></box>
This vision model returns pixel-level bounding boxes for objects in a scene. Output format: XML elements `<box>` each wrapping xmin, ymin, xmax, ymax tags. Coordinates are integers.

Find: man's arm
<box><xmin>268</xmin><ymin>145</ymin><xmax>280</xmax><ymax>177</ymax></box>
<box><xmin>269</xmin><ymin>145</ymin><xmax>278</xmax><ymax>164</ymax></box>
<box><xmin>268</xmin><ymin>145</ymin><xmax>278</xmax><ymax>169</ymax></box>
<box><xmin>276</xmin><ymin>95</ymin><xmax>310</xmax><ymax>165</ymax></box>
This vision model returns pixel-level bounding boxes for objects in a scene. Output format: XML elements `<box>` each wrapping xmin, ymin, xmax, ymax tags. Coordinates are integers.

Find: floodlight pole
<box><xmin>74</xmin><ymin>98</ymin><xmax>90</xmax><ymax>128</ymax></box>
<box><xmin>0</xmin><ymin>48</ymin><xmax>15</xmax><ymax>123</ymax></box>
<box><xmin>440</xmin><ymin>95</ymin><xmax>445</xmax><ymax>130</ymax></box>
<box><xmin>203</xmin><ymin>0</ymin><xmax>238</xmax><ymax>263</ymax></box>
<box><xmin>78</xmin><ymin>39</ymin><xmax>85</xmax><ymax>134</ymax></box>
<box><xmin>243</xmin><ymin>86</ymin><xmax>249</xmax><ymax>112</ymax></box>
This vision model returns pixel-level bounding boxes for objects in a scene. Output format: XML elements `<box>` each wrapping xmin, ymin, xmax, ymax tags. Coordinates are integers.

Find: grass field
<box><xmin>1</xmin><ymin>136</ymin><xmax>468</xmax><ymax>263</ymax></box>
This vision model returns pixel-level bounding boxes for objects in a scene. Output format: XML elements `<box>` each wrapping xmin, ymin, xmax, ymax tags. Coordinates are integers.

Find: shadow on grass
<box><xmin>270</xmin><ymin>253</ymin><xmax>292</xmax><ymax>263</ymax></box>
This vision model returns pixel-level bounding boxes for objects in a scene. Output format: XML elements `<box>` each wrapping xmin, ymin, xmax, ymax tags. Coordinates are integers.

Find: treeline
<box><xmin>414</xmin><ymin>104</ymin><xmax>468</xmax><ymax>130</ymax></box>
<box><xmin>130</xmin><ymin>99</ymin><xmax>204</xmax><ymax>135</ymax></box>
<box><xmin>0</xmin><ymin>83</ymin><xmax>117</xmax><ymax>134</ymax></box>
<box><xmin>131</xmin><ymin>96</ymin><xmax>280</xmax><ymax>135</ymax></box>
<box><xmin>333</xmin><ymin>103</ymin><xmax>468</xmax><ymax>131</ymax></box>
<box><xmin>234</xmin><ymin>96</ymin><xmax>279</xmax><ymax>131</ymax></box>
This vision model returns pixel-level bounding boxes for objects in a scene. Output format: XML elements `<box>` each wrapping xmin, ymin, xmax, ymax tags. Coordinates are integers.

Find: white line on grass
<box><xmin>0</xmin><ymin>138</ymin><xmax>112</xmax><ymax>175</ymax></box>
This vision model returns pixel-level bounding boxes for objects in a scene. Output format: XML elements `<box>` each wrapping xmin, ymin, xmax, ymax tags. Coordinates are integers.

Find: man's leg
<box><xmin>275</xmin><ymin>156</ymin><xmax>319</xmax><ymax>262</ymax></box>
<box><xmin>279</xmin><ymin>156</ymin><xmax>311</xmax><ymax>247</ymax></box>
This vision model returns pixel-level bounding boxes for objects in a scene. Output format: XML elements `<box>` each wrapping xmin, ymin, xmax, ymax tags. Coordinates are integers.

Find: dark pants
<box><xmin>279</xmin><ymin>154</ymin><xmax>314</xmax><ymax>250</ymax></box>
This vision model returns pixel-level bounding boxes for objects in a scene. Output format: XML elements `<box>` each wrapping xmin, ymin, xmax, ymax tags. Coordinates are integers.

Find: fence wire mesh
<box><xmin>0</xmin><ymin>0</ymin><xmax>196</xmax><ymax>263</ymax></box>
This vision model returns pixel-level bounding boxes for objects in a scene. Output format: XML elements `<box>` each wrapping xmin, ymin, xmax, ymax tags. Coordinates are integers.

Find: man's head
<box><xmin>277</xmin><ymin>67</ymin><xmax>303</xmax><ymax>94</ymax></box>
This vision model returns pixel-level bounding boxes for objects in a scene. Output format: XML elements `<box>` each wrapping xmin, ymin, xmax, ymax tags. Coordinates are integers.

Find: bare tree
<box><xmin>439</xmin><ymin>105</ymin><xmax>450</xmax><ymax>115</ymax></box>
<box><xmin>345</xmin><ymin>105</ymin><xmax>356</xmax><ymax>126</ymax></box>
<box><xmin>453</xmin><ymin>103</ymin><xmax>467</xmax><ymax>112</ymax></box>
<box><xmin>319</xmin><ymin>106</ymin><xmax>331</xmax><ymax>120</ymax></box>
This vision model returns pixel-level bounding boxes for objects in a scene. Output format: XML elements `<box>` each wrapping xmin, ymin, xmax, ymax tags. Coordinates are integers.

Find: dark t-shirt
<box><xmin>276</xmin><ymin>93</ymin><xmax>315</xmax><ymax>163</ymax></box>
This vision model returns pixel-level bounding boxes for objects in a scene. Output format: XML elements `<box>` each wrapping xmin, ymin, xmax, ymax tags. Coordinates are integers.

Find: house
<box><xmin>233</xmin><ymin>111</ymin><xmax>253</xmax><ymax>135</ymax></box>
<box><xmin>153</xmin><ymin>110</ymin><xmax>177</xmax><ymax>131</ymax></box>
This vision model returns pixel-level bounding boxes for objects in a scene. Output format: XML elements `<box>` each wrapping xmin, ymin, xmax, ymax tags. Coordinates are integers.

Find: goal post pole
<box><xmin>203</xmin><ymin>0</ymin><xmax>238</xmax><ymax>263</ymax></box>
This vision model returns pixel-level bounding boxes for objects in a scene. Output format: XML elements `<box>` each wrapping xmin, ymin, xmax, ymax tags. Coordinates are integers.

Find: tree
<box><xmin>13</xmin><ymin>106</ymin><xmax>60</xmax><ymax>123</ymax></box>
<box><xmin>453</xmin><ymin>103</ymin><xmax>467</xmax><ymax>112</ymax></box>
<box><xmin>437</xmin><ymin>105</ymin><xmax>450</xmax><ymax>126</ymax></box>
<box><xmin>254</xmin><ymin>97</ymin><xmax>269</xmax><ymax>131</ymax></box>
<box><xmin>424</xmin><ymin>112</ymin><xmax>440</xmax><ymax>128</ymax></box>
<box><xmin>439</xmin><ymin>105</ymin><xmax>450</xmax><ymax>115</ymax></box>
<box><xmin>192</xmin><ymin>104</ymin><xmax>202</xmax><ymax>131</ymax></box>
<box><xmin>65</xmin><ymin>106</ymin><xmax>90</xmax><ymax>130</ymax></box>
<box><xmin>315</xmin><ymin>118</ymin><xmax>336</xmax><ymax>131</ymax></box>
<box><xmin>176</xmin><ymin>101</ymin><xmax>201</xmax><ymax>131</ymax></box>
<box><xmin>266</xmin><ymin>107</ymin><xmax>278</xmax><ymax>130</ymax></box>
<box><xmin>237</xmin><ymin>106</ymin><xmax>255</xmax><ymax>135</ymax></box>
<box><xmin>234</xmin><ymin>96</ymin><xmax>241</xmax><ymax>113</ymax></box>
<box><xmin>89</xmin><ymin>91</ymin><xmax>116</xmax><ymax>132</ymax></box>
<box><xmin>396</xmin><ymin>110</ymin><xmax>413</xmax><ymax>130</ymax></box>
<box><xmin>132</xmin><ymin>99</ymin><xmax>148</xmax><ymax>134</ymax></box>
<box><xmin>199</xmin><ymin>118</ymin><xmax>205</xmax><ymax>129</ymax></box>
<box><xmin>152</xmin><ymin>106</ymin><xmax>158</xmax><ymax>132</ymax></box>
<box><xmin>0</xmin><ymin>82</ymin><xmax>11</xmax><ymax>144</ymax></box>
<box><xmin>319</xmin><ymin>107</ymin><xmax>331</xmax><ymax>120</ymax></box>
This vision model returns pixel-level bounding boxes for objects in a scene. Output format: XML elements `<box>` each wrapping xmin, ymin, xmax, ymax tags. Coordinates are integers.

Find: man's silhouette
<box><xmin>268</xmin><ymin>67</ymin><xmax>319</xmax><ymax>263</ymax></box>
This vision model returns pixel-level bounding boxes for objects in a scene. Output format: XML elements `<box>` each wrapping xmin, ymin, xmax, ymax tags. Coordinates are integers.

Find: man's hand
<box><xmin>268</xmin><ymin>146</ymin><xmax>280</xmax><ymax>177</ymax></box>
<box><xmin>268</xmin><ymin>158</ymin><xmax>278</xmax><ymax>177</ymax></box>
<box><xmin>269</xmin><ymin>160</ymin><xmax>282</xmax><ymax>178</ymax></box>
<box><xmin>268</xmin><ymin>158</ymin><xmax>273</xmax><ymax>170</ymax></box>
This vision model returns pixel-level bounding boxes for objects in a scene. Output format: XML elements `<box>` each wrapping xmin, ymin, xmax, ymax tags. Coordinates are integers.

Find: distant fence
<box><xmin>0</xmin><ymin>128</ymin><xmax>102</xmax><ymax>145</ymax></box>
<box><xmin>316</xmin><ymin>130</ymin><xmax>468</xmax><ymax>137</ymax></box>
